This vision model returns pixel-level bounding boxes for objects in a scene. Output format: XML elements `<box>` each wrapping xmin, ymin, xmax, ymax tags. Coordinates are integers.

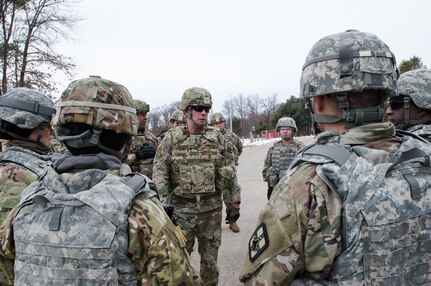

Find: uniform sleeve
<box><xmin>152</xmin><ymin>135</ymin><xmax>172</xmax><ymax>204</ymax></box>
<box><xmin>262</xmin><ymin>147</ymin><xmax>273</xmax><ymax>181</ymax></box>
<box><xmin>240</xmin><ymin>163</ymin><xmax>342</xmax><ymax>285</ymax></box>
<box><xmin>234</xmin><ymin>133</ymin><xmax>243</xmax><ymax>156</ymax></box>
<box><xmin>0</xmin><ymin>207</ymin><xmax>17</xmax><ymax>286</ymax></box>
<box><xmin>128</xmin><ymin>196</ymin><xmax>202</xmax><ymax>286</ymax></box>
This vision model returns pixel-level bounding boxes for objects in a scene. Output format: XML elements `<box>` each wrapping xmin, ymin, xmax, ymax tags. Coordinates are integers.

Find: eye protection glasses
<box><xmin>191</xmin><ymin>106</ymin><xmax>211</xmax><ymax>113</ymax></box>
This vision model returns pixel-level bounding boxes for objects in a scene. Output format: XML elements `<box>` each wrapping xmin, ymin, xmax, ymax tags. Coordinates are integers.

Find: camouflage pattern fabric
<box><xmin>222</xmin><ymin>129</ymin><xmax>243</xmax><ymax>165</ymax></box>
<box><xmin>0</xmin><ymin>154</ymin><xmax>202</xmax><ymax>286</ymax></box>
<box><xmin>0</xmin><ymin>146</ymin><xmax>51</xmax><ymax>285</ymax></box>
<box><xmin>240</xmin><ymin>122</ymin><xmax>431</xmax><ymax>285</ymax></box>
<box><xmin>52</xmin><ymin>77</ymin><xmax>138</xmax><ymax>136</ymax></box>
<box><xmin>153</xmin><ymin>125</ymin><xmax>234</xmax><ymax>286</ymax></box>
<box><xmin>397</xmin><ymin>68</ymin><xmax>431</xmax><ymax>110</ymax></box>
<box><xmin>0</xmin><ymin>88</ymin><xmax>54</xmax><ymax>129</ymax></box>
<box><xmin>262</xmin><ymin>139</ymin><xmax>305</xmax><ymax>188</ymax></box>
<box><xmin>49</xmin><ymin>136</ymin><xmax>69</xmax><ymax>153</ymax></box>
<box><xmin>127</xmin><ymin>129</ymin><xmax>159</xmax><ymax>178</ymax></box>
<box><xmin>300</xmin><ymin>30</ymin><xmax>398</xmax><ymax>98</ymax></box>
<box><xmin>175</xmin><ymin>209</ymin><xmax>222</xmax><ymax>286</ymax></box>
<box><xmin>406</xmin><ymin>123</ymin><xmax>431</xmax><ymax>143</ymax></box>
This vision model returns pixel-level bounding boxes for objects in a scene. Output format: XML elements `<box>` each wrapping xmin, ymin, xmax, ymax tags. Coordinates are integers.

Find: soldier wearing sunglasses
<box><xmin>153</xmin><ymin>87</ymin><xmax>237</xmax><ymax>286</ymax></box>
<box><xmin>386</xmin><ymin>68</ymin><xmax>431</xmax><ymax>142</ymax></box>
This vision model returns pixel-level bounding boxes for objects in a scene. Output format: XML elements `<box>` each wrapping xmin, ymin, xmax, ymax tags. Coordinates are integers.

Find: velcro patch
<box><xmin>248</xmin><ymin>223</ymin><xmax>269</xmax><ymax>262</ymax></box>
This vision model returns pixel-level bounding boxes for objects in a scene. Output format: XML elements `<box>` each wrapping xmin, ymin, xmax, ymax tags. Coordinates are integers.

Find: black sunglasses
<box><xmin>388</xmin><ymin>100</ymin><xmax>404</xmax><ymax>110</ymax></box>
<box><xmin>191</xmin><ymin>105</ymin><xmax>211</xmax><ymax>113</ymax></box>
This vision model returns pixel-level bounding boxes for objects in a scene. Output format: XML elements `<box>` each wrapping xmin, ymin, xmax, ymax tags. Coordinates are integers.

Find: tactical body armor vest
<box><xmin>291</xmin><ymin>134</ymin><xmax>431</xmax><ymax>285</ymax></box>
<box><xmin>267</xmin><ymin>139</ymin><xmax>303</xmax><ymax>187</ymax></box>
<box><xmin>13</xmin><ymin>167</ymin><xmax>154</xmax><ymax>285</ymax></box>
<box><xmin>169</xmin><ymin>127</ymin><xmax>224</xmax><ymax>199</ymax></box>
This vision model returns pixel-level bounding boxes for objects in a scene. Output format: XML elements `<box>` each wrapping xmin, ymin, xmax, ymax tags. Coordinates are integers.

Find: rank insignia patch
<box><xmin>248</xmin><ymin>223</ymin><xmax>269</xmax><ymax>262</ymax></box>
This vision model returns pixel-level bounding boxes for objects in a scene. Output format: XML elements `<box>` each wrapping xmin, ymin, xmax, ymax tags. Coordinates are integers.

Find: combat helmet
<box><xmin>390</xmin><ymin>68</ymin><xmax>431</xmax><ymax>129</ymax></box>
<box><xmin>210</xmin><ymin>112</ymin><xmax>225</xmax><ymax>125</ymax></box>
<box><xmin>134</xmin><ymin>99</ymin><xmax>150</xmax><ymax>113</ymax></box>
<box><xmin>0</xmin><ymin>87</ymin><xmax>54</xmax><ymax>140</ymax></box>
<box><xmin>300</xmin><ymin>29</ymin><xmax>399</xmax><ymax>128</ymax></box>
<box><xmin>276</xmin><ymin>117</ymin><xmax>297</xmax><ymax>132</ymax></box>
<box><xmin>179</xmin><ymin>87</ymin><xmax>212</xmax><ymax>111</ymax></box>
<box><xmin>52</xmin><ymin>76</ymin><xmax>138</xmax><ymax>159</ymax></box>
<box><xmin>170</xmin><ymin>109</ymin><xmax>186</xmax><ymax>123</ymax></box>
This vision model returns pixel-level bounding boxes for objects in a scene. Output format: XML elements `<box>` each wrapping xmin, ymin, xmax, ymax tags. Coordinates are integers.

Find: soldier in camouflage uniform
<box><xmin>386</xmin><ymin>68</ymin><xmax>431</xmax><ymax>142</ymax></box>
<box><xmin>210</xmin><ymin>112</ymin><xmax>242</xmax><ymax>233</ymax></box>
<box><xmin>153</xmin><ymin>87</ymin><xmax>238</xmax><ymax>286</ymax></box>
<box><xmin>169</xmin><ymin>109</ymin><xmax>186</xmax><ymax>128</ymax></box>
<box><xmin>0</xmin><ymin>76</ymin><xmax>202</xmax><ymax>285</ymax></box>
<box><xmin>262</xmin><ymin>117</ymin><xmax>305</xmax><ymax>200</ymax></box>
<box><xmin>127</xmin><ymin>99</ymin><xmax>158</xmax><ymax>178</ymax></box>
<box><xmin>240</xmin><ymin>30</ymin><xmax>431</xmax><ymax>285</ymax></box>
<box><xmin>0</xmin><ymin>88</ymin><xmax>55</xmax><ymax>285</ymax></box>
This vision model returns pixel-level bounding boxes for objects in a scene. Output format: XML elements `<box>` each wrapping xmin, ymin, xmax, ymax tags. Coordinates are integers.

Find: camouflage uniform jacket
<box><xmin>221</xmin><ymin>129</ymin><xmax>243</xmax><ymax>165</ymax></box>
<box><xmin>0</xmin><ymin>153</ymin><xmax>202</xmax><ymax>286</ymax></box>
<box><xmin>240</xmin><ymin>122</ymin><xmax>431</xmax><ymax>285</ymax></box>
<box><xmin>153</xmin><ymin>125</ymin><xmax>236</xmax><ymax>214</ymax></box>
<box><xmin>0</xmin><ymin>146</ymin><xmax>51</xmax><ymax>285</ymax></box>
<box><xmin>262</xmin><ymin>138</ymin><xmax>305</xmax><ymax>187</ymax></box>
<box><xmin>406</xmin><ymin>123</ymin><xmax>431</xmax><ymax>143</ymax></box>
<box><xmin>127</xmin><ymin>129</ymin><xmax>159</xmax><ymax>178</ymax></box>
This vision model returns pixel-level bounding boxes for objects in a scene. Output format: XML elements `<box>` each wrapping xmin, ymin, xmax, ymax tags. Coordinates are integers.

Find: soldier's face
<box><xmin>212</xmin><ymin>121</ymin><xmax>225</xmax><ymax>132</ymax></box>
<box><xmin>279</xmin><ymin>127</ymin><xmax>294</xmax><ymax>141</ymax></box>
<box><xmin>189</xmin><ymin>106</ymin><xmax>210</xmax><ymax>126</ymax></box>
<box><xmin>137</xmin><ymin>112</ymin><xmax>148</xmax><ymax>129</ymax></box>
<box><xmin>28</xmin><ymin>124</ymin><xmax>52</xmax><ymax>147</ymax></box>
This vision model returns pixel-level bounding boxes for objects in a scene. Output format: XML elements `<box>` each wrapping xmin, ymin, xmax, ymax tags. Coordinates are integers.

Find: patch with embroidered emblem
<box><xmin>248</xmin><ymin>223</ymin><xmax>269</xmax><ymax>262</ymax></box>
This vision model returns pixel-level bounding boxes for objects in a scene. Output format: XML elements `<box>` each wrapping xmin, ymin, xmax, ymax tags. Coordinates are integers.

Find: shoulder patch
<box><xmin>249</xmin><ymin>223</ymin><xmax>269</xmax><ymax>262</ymax></box>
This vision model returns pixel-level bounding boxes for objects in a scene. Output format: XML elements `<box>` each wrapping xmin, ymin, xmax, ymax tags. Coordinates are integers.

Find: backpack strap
<box><xmin>389</xmin><ymin>146</ymin><xmax>431</xmax><ymax>200</ymax></box>
<box><xmin>122</xmin><ymin>173</ymin><xmax>158</xmax><ymax>199</ymax></box>
<box><xmin>0</xmin><ymin>149</ymin><xmax>49</xmax><ymax>178</ymax></box>
<box><xmin>291</xmin><ymin>143</ymin><xmax>352</xmax><ymax>170</ymax></box>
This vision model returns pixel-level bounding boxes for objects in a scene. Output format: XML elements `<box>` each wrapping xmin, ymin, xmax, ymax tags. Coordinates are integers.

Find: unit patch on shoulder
<box><xmin>248</xmin><ymin>223</ymin><xmax>269</xmax><ymax>262</ymax></box>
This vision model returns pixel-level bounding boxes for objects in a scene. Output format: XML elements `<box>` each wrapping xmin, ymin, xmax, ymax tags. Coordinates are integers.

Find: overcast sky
<box><xmin>55</xmin><ymin>0</ymin><xmax>430</xmax><ymax>112</ymax></box>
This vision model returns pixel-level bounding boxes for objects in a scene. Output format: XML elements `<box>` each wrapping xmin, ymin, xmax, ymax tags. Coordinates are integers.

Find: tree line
<box><xmin>0</xmin><ymin>1</ymin><xmax>427</xmax><ymax>137</ymax></box>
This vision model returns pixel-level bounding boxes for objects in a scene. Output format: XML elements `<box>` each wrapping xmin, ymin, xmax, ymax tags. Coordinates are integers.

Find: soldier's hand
<box><xmin>225</xmin><ymin>208</ymin><xmax>240</xmax><ymax>224</ymax></box>
<box><xmin>135</xmin><ymin>143</ymin><xmax>156</xmax><ymax>160</ymax></box>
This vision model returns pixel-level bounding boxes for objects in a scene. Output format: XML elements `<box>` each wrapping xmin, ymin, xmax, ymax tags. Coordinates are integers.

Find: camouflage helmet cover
<box><xmin>170</xmin><ymin>109</ymin><xmax>186</xmax><ymax>122</ymax></box>
<box><xmin>134</xmin><ymin>99</ymin><xmax>150</xmax><ymax>113</ymax></box>
<box><xmin>52</xmin><ymin>76</ymin><xmax>138</xmax><ymax>136</ymax></box>
<box><xmin>0</xmin><ymin>87</ymin><xmax>54</xmax><ymax>129</ymax></box>
<box><xmin>276</xmin><ymin>117</ymin><xmax>298</xmax><ymax>132</ymax></box>
<box><xmin>179</xmin><ymin>87</ymin><xmax>212</xmax><ymax>111</ymax></box>
<box><xmin>300</xmin><ymin>30</ymin><xmax>399</xmax><ymax>99</ymax></box>
<box><xmin>397</xmin><ymin>68</ymin><xmax>431</xmax><ymax>110</ymax></box>
<box><xmin>210</xmin><ymin>112</ymin><xmax>225</xmax><ymax>125</ymax></box>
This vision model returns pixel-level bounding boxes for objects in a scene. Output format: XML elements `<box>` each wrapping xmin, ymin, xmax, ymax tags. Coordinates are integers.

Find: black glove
<box><xmin>225</xmin><ymin>208</ymin><xmax>240</xmax><ymax>224</ymax></box>
<box><xmin>163</xmin><ymin>204</ymin><xmax>177</xmax><ymax>225</ymax></box>
<box><xmin>135</xmin><ymin>143</ymin><xmax>156</xmax><ymax>160</ymax></box>
<box><xmin>267</xmin><ymin>186</ymin><xmax>273</xmax><ymax>200</ymax></box>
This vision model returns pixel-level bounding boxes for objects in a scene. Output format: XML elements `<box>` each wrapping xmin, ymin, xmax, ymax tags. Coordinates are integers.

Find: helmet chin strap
<box><xmin>188</xmin><ymin>108</ymin><xmax>206</xmax><ymax>129</ymax></box>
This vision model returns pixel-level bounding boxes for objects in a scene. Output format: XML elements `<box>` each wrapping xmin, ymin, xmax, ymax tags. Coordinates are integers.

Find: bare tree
<box><xmin>261</xmin><ymin>93</ymin><xmax>279</xmax><ymax>129</ymax></box>
<box><xmin>147</xmin><ymin>101</ymin><xmax>179</xmax><ymax>135</ymax></box>
<box><xmin>1</xmin><ymin>0</ymin><xmax>81</xmax><ymax>94</ymax></box>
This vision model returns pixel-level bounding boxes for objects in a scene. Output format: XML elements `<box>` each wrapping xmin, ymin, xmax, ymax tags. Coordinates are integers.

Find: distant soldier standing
<box><xmin>153</xmin><ymin>87</ymin><xmax>237</xmax><ymax>286</ymax></box>
<box><xmin>127</xmin><ymin>99</ymin><xmax>158</xmax><ymax>178</ymax></box>
<box><xmin>0</xmin><ymin>88</ymin><xmax>55</xmax><ymax>285</ymax></box>
<box><xmin>386</xmin><ymin>68</ymin><xmax>431</xmax><ymax>142</ymax></box>
<box><xmin>262</xmin><ymin>117</ymin><xmax>305</xmax><ymax>199</ymax></box>
<box><xmin>169</xmin><ymin>109</ymin><xmax>187</xmax><ymax>128</ymax></box>
<box><xmin>210</xmin><ymin>112</ymin><xmax>242</xmax><ymax>233</ymax></box>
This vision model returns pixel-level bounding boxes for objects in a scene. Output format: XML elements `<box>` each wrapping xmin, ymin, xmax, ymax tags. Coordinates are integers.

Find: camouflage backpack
<box><xmin>12</xmin><ymin>166</ymin><xmax>157</xmax><ymax>285</ymax></box>
<box><xmin>289</xmin><ymin>133</ymin><xmax>431</xmax><ymax>285</ymax></box>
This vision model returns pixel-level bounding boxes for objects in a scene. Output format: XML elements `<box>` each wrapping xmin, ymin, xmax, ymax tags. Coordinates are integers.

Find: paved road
<box><xmin>191</xmin><ymin>136</ymin><xmax>314</xmax><ymax>285</ymax></box>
